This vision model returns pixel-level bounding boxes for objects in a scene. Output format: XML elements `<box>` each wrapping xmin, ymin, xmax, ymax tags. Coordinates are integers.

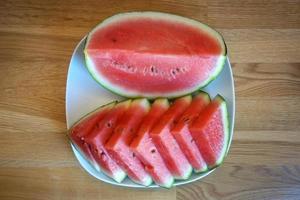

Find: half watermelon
<box><xmin>105</xmin><ymin>99</ymin><xmax>152</xmax><ymax>186</ymax></box>
<box><xmin>68</xmin><ymin>102</ymin><xmax>115</xmax><ymax>168</ymax></box>
<box><xmin>150</xmin><ymin>96</ymin><xmax>193</xmax><ymax>179</ymax></box>
<box><xmin>130</xmin><ymin>99</ymin><xmax>174</xmax><ymax>188</ymax></box>
<box><xmin>172</xmin><ymin>92</ymin><xmax>210</xmax><ymax>172</ymax></box>
<box><xmin>84</xmin><ymin>12</ymin><xmax>227</xmax><ymax>98</ymax></box>
<box><xmin>84</xmin><ymin>100</ymin><xmax>130</xmax><ymax>182</ymax></box>
<box><xmin>189</xmin><ymin>95</ymin><xmax>229</xmax><ymax>168</ymax></box>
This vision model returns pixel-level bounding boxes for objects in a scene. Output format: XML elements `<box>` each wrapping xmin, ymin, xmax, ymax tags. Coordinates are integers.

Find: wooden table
<box><xmin>0</xmin><ymin>0</ymin><xmax>299</xmax><ymax>199</ymax></box>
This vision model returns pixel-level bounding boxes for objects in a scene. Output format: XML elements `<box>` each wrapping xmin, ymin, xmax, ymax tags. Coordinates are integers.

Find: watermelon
<box><xmin>84</xmin><ymin>100</ymin><xmax>131</xmax><ymax>183</ymax></box>
<box><xmin>105</xmin><ymin>99</ymin><xmax>152</xmax><ymax>186</ymax></box>
<box><xmin>84</xmin><ymin>12</ymin><xmax>227</xmax><ymax>98</ymax></box>
<box><xmin>68</xmin><ymin>102</ymin><xmax>115</xmax><ymax>168</ymax></box>
<box><xmin>189</xmin><ymin>95</ymin><xmax>229</xmax><ymax>168</ymax></box>
<box><xmin>150</xmin><ymin>96</ymin><xmax>193</xmax><ymax>179</ymax></box>
<box><xmin>130</xmin><ymin>99</ymin><xmax>174</xmax><ymax>188</ymax></box>
<box><xmin>171</xmin><ymin>92</ymin><xmax>210</xmax><ymax>172</ymax></box>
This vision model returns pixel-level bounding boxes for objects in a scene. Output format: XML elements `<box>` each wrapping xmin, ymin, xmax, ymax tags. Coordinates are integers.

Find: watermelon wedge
<box><xmin>150</xmin><ymin>96</ymin><xmax>192</xmax><ymax>179</ymax></box>
<box><xmin>189</xmin><ymin>95</ymin><xmax>229</xmax><ymax>168</ymax></box>
<box><xmin>130</xmin><ymin>99</ymin><xmax>174</xmax><ymax>188</ymax></box>
<box><xmin>84</xmin><ymin>12</ymin><xmax>227</xmax><ymax>98</ymax></box>
<box><xmin>171</xmin><ymin>92</ymin><xmax>210</xmax><ymax>172</ymax></box>
<box><xmin>105</xmin><ymin>99</ymin><xmax>152</xmax><ymax>186</ymax></box>
<box><xmin>84</xmin><ymin>100</ymin><xmax>131</xmax><ymax>183</ymax></box>
<box><xmin>68</xmin><ymin>102</ymin><xmax>115</xmax><ymax>168</ymax></box>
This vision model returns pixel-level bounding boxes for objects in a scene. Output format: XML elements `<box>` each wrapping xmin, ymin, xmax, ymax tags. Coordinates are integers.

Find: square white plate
<box><xmin>66</xmin><ymin>36</ymin><xmax>235</xmax><ymax>188</ymax></box>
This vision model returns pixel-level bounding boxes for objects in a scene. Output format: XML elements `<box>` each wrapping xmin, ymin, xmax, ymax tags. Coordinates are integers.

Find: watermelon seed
<box><xmin>127</xmin><ymin>65</ymin><xmax>136</xmax><ymax>73</ymax></box>
<box><xmin>132</xmin><ymin>153</ymin><xmax>136</xmax><ymax>158</ymax></box>
<box><xmin>183</xmin><ymin>117</ymin><xmax>190</xmax><ymax>123</ymax></box>
<box><xmin>176</xmin><ymin>67</ymin><xmax>180</xmax><ymax>72</ymax></box>
<box><xmin>191</xmin><ymin>139</ymin><xmax>195</xmax><ymax>143</ymax></box>
<box><xmin>150</xmin><ymin>149</ymin><xmax>156</xmax><ymax>154</ymax></box>
<box><xmin>101</xmin><ymin>152</ymin><xmax>107</xmax><ymax>161</ymax></box>
<box><xmin>106</xmin><ymin>122</ymin><xmax>112</xmax><ymax>128</ymax></box>
<box><xmin>150</xmin><ymin>66</ymin><xmax>154</xmax><ymax>73</ymax></box>
<box><xmin>180</xmin><ymin>66</ymin><xmax>187</xmax><ymax>72</ymax></box>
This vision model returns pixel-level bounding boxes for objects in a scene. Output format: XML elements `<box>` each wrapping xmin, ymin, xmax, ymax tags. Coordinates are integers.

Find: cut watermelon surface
<box><xmin>150</xmin><ymin>96</ymin><xmax>193</xmax><ymax>179</ymax></box>
<box><xmin>190</xmin><ymin>95</ymin><xmax>229</xmax><ymax>168</ymax></box>
<box><xmin>68</xmin><ymin>94</ymin><xmax>231</xmax><ymax>187</ymax></box>
<box><xmin>130</xmin><ymin>99</ymin><xmax>174</xmax><ymax>188</ymax></box>
<box><xmin>172</xmin><ymin>92</ymin><xmax>210</xmax><ymax>172</ymax></box>
<box><xmin>69</xmin><ymin>102</ymin><xmax>115</xmax><ymax>167</ymax></box>
<box><xmin>84</xmin><ymin>12</ymin><xmax>227</xmax><ymax>98</ymax></box>
<box><xmin>84</xmin><ymin>100</ymin><xmax>130</xmax><ymax>182</ymax></box>
<box><xmin>105</xmin><ymin>99</ymin><xmax>152</xmax><ymax>186</ymax></box>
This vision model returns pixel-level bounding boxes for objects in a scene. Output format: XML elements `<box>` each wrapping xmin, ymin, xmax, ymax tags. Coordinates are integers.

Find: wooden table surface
<box><xmin>0</xmin><ymin>0</ymin><xmax>299</xmax><ymax>199</ymax></box>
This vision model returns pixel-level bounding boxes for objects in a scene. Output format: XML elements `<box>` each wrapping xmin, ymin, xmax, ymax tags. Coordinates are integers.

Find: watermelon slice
<box><xmin>150</xmin><ymin>96</ymin><xmax>193</xmax><ymax>179</ymax></box>
<box><xmin>84</xmin><ymin>100</ymin><xmax>131</xmax><ymax>183</ymax></box>
<box><xmin>189</xmin><ymin>95</ymin><xmax>229</xmax><ymax>168</ymax></box>
<box><xmin>171</xmin><ymin>92</ymin><xmax>210</xmax><ymax>172</ymax></box>
<box><xmin>130</xmin><ymin>99</ymin><xmax>174</xmax><ymax>188</ymax></box>
<box><xmin>105</xmin><ymin>99</ymin><xmax>152</xmax><ymax>186</ymax></box>
<box><xmin>84</xmin><ymin>12</ymin><xmax>227</xmax><ymax>98</ymax></box>
<box><xmin>68</xmin><ymin>102</ymin><xmax>115</xmax><ymax>168</ymax></box>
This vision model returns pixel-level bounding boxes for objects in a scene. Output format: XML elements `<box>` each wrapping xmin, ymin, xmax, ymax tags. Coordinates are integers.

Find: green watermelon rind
<box><xmin>83</xmin><ymin>11</ymin><xmax>228</xmax><ymax>99</ymax></box>
<box><xmin>193</xmin><ymin>165</ymin><xmax>209</xmax><ymax>174</ymax></box>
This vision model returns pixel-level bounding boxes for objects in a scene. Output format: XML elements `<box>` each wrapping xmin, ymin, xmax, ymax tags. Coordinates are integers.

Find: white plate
<box><xmin>66</xmin><ymin>36</ymin><xmax>235</xmax><ymax>188</ymax></box>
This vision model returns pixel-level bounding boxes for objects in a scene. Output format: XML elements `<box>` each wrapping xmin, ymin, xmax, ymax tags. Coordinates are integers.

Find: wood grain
<box><xmin>0</xmin><ymin>0</ymin><xmax>300</xmax><ymax>199</ymax></box>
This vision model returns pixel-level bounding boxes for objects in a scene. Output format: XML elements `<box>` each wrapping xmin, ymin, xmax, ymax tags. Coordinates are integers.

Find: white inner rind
<box><xmin>84</xmin><ymin>12</ymin><xmax>226</xmax><ymax>98</ymax></box>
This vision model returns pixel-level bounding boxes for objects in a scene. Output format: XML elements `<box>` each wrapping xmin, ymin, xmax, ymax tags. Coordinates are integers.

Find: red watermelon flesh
<box><xmin>172</xmin><ymin>92</ymin><xmax>210</xmax><ymax>172</ymax></box>
<box><xmin>190</xmin><ymin>95</ymin><xmax>229</xmax><ymax>168</ymax></box>
<box><xmin>150</xmin><ymin>96</ymin><xmax>193</xmax><ymax>179</ymax></box>
<box><xmin>105</xmin><ymin>99</ymin><xmax>152</xmax><ymax>186</ymax></box>
<box><xmin>84</xmin><ymin>12</ymin><xmax>227</xmax><ymax>98</ymax></box>
<box><xmin>84</xmin><ymin>100</ymin><xmax>131</xmax><ymax>183</ymax></box>
<box><xmin>69</xmin><ymin>102</ymin><xmax>115</xmax><ymax>166</ymax></box>
<box><xmin>130</xmin><ymin>99</ymin><xmax>174</xmax><ymax>188</ymax></box>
